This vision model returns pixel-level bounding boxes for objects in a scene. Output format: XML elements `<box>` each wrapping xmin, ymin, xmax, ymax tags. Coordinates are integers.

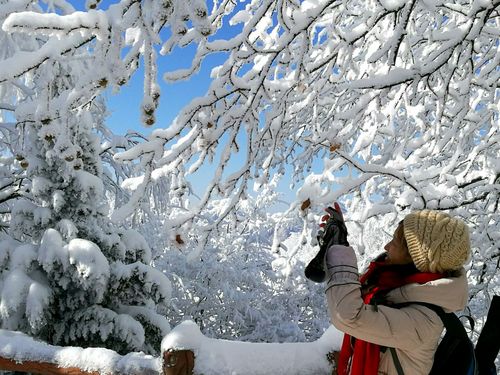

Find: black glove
<box><xmin>317</xmin><ymin>206</ymin><xmax>349</xmax><ymax>248</ymax></box>
<box><xmin>305</xmin><ymin>203</ymin><xmax>349</xmax><ymax>283</ymax></box>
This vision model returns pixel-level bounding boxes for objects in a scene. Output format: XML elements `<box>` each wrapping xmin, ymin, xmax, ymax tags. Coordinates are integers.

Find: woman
<box><xmin>323</xmin><ymin>208</ymin><xmax>470</xmax><ymax>375</ymax></box>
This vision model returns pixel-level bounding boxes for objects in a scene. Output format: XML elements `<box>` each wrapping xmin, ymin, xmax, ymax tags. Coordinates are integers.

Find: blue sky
<box><xmin>94</xmin><ymin>0</ymin><xmax>243</xmax><ymax>135</ymax></box>
<box><xmin>65</xmin><ymin>1</ymin><xmax>327</xmax><ymax>207</ymax></box>
<box><xmin>104</xmin><ymin>44</ymin><xmax>226</xmax><ymax>135</ymax></box>
<box><xmin>59</xmin><ymin>1</ymin><xmax>229</xmax><ymax>135</ymax></box>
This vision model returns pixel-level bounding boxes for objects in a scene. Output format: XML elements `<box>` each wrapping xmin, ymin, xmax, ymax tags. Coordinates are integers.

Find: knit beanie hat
<box><xmin>403</xmin><ymin>210</ymin><xmax>470</xmax><ymax>273</ymax></box>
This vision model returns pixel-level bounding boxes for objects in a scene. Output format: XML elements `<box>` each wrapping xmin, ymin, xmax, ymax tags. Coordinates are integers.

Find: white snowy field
<box><xmin>0</xmin><ymin>321</ymin><xmax>344</xmax><ymax>375</ymax></box>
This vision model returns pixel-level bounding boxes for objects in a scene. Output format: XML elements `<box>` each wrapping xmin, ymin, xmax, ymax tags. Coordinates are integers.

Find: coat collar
<box><xmin>384</xmin><ymin>268</ymin><xmax>468</xmax><ymax>312</ymax></box>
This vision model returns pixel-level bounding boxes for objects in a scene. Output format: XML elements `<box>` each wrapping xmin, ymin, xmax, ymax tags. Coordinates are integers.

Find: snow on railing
<box><xmin>0</xmin><ymin>321</ymin><xmax>342</xmax><ymax>375</ymax></box>
<box><xmin>0</xmin><ymin>329</ymin><xmax>159</xmax><ymax>375</ymax></box>
<box><xmin>163</xmin><ymin>320</ymin><xmax>342</xmax><ymax>375</ymax></box>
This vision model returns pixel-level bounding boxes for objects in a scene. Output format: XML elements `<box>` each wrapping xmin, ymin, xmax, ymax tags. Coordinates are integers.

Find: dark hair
<box><xmin>394</xmin><ymin>221</ymin><xmax>409</xmax><ymax>254</ymax></box>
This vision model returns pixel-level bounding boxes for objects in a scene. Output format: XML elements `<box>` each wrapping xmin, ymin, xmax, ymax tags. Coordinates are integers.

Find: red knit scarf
<box><xmin>336</xmin><ymin>259</ymin><xmax>443</xmax><ymax>375</ymax></box>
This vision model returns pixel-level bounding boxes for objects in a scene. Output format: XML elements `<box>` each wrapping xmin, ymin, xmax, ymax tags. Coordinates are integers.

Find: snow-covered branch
<box><xmin>109</xmin><ymin>0</ymin><xmax>499</xmax><ymax>259</ymax></box>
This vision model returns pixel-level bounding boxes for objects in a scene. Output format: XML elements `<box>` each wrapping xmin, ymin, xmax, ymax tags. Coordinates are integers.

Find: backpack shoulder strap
<box><xmin>410</xmin><ymin>302</ymin><xmax>470</xmax><ymax>339</ymax></box>
<box><xmin>387</xmin><ymin>302</ymin><xmax>472</xmax><ymax>375</ymax></box>
<box><xmin>389</xmin><ymin>347</ymin><xmax>405</xmax><ymax>375</ymax></box>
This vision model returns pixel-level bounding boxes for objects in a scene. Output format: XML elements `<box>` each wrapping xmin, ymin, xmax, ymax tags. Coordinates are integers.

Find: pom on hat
<box><xmin>403</xmin><ymin>210</ymin><xmax>470</xmax><ymax>273</ymax></box>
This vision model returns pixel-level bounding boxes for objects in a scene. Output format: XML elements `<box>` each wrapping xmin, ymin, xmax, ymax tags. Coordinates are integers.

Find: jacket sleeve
<box><xmin>325</xmin><ymin>245</ymin><xmax>442</xmax><ymax>350</ymax></box>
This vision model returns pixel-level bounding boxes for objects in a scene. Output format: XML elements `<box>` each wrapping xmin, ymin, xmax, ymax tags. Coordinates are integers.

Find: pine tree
<box><xmin>0</xmin><ymin>3</ymin><xmax>171</xmax><ymax>355</ymax></box>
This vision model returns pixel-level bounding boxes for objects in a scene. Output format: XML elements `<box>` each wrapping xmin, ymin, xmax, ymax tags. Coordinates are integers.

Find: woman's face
<box><xmin>384</xmin><ymin>224</ymin><xmax>413</xmax><ymax>265</ymax></box>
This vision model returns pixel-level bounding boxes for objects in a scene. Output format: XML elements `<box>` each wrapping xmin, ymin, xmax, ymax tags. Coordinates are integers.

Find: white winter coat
<box><xmin>325</xmin><ymin>245</ymin><xmax>468</xmax><ymax>375</ymax></box>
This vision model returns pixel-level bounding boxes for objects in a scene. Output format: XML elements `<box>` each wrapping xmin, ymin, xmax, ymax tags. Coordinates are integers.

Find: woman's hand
<box><xmin>318</xmin><ymin>202</ymin><xmax>349</xmax><ymax>248</ymax></box>
<box><xmin>305</xmin><ymin>202</ymin><xmax>349</xmax><ymax>283</ymax></box>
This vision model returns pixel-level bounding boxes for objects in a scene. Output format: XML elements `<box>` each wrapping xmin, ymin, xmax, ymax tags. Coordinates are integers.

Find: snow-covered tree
<box><xmin>108</xmin><ymin>0</ymin><xmax>499</xmax><ymax>231</ymax></box>
<box><xmin>1</xmin><ymin>0</ymin><xmax>499</xmax><ymax>344</ymax></box>
<box><xmin>0</xmin><ymin>1</ymin><xmax>171</xmax><ymax>355</ymax></box>
<box><xmin>118</xmin><ymin>0</ymin><xmax>499</xmax><ymax>324</ymax></box>
<box><xmin>153</xmin><ymin>185</ymin><xmax>330</xmax><ymax>343</ymax></box>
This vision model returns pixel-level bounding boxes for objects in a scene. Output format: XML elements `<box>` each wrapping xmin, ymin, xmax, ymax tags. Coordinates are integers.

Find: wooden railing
<box><xmin>0</xmin><ymin>347</ymin><xmax>194</xmax><ymax>375</ymax></box>
<box><xmin>0</xmin><ymin>356</ymin><xmax>103</xmax><ymax>375</ymax></box>
<box><xmin>163</xmin><ymin>349</ymin><xmax>195</xmax><ymax>375</ymax></box>
<box><xmin>0</xmin><ymin>322</ymin><xmax>339</xmax><ymax>375</ymax></box>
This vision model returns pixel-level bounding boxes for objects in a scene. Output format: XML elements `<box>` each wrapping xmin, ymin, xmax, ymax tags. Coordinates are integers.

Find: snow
<box><xmin>52</xmin><ymin>190</ymin><xmax>66</xmax><ymax>213</ymax></box>
<box><xmin>125</xmin><ymin>27</ymin><xmax>141</xmax><ymax>46</ymax></box>
<box><xmin>33</xmin><ymin>207</ymin><xmax>51</xmax><ymax>227</ymax></box>
<box><xmin>113</xmin><ymin>314</ymin><xmax>145</xmax><ymax>350</ymax></box>
<box><xmin>3</xmin><ymin>10</ymin><xmax>109</xmax><ymax>39</ymax></box>
<box><xmin>38</xmin><ymin>229</ymin><xmax>68</xmax><ymax>273</ymax></box>
<box><xmin>111</xmin><ymin>261</ymin><xmax>172</xmax><ymax>303</ymax></box>
<box><xmin>25</xmin><ymin>282</ymin><xmax>51</xmax><ymax>331</ymax></box>
<box><xmin>0</xmin><ymin>321</ymin><xmax>342</xmax><ymax>375</ymax></box>
<box><xmin>56</xmin><ymin>219</ymin><xmax>79</xmax><ymax>241</ymax></box>
<box><xmin>118</xmin><ymin>305</ymin><xmax>170</xmax><ymax>337</ymax></box>
<box><xmin>379</xmin><ymin>0</ymin><xmax>406</xmax><ymax>11</ymax></box>
<box><xmin>0</xmin><ymin>34</ymin><xmax>93</xmax><ymax>84</ymax></box>
<box><xmin>120</xmin><ymin>229</ymin><xmax>152</xmax><ymax>264</ymax></box>
<box><xmin>0</xmin><ymin>329</ymin><xmax>160</xmax><ymax>374</ymax></box>
<box><xmin>120</xmin><ymin>176</ymin><xmax>145</xmax><ymax>191</ymax></box>
<box><xmin>9</xmin><ymin>244</ymin><xmax>37</xmax><ymax>269</ymax></box>
<box><xmin>161</xmin><ymin>321</ymin><xmax>343</xmax><ymax>375</ymax></box>
<box><xmin>74</xmin><ymin>170</ymin><xmax>104</xmax><ymax>199</ymax></box>
<box><xmin>0</xmin><ymin>269</ymin><xmax>31</xmax><ymax>318</ymax></box>
<box><xmin>230</xmin><ymin>10</ymin><xmax>251</xmax><ymax>26</ymax></box>
<box><xmin>67</xmin><ymin>238</ymin><xmax>109</xmax><ymax>282</ymax></box>
<box><xmin>31</xmin><ymin>176</ymin><xmax>53</xmax><ymax>196</ymax></box>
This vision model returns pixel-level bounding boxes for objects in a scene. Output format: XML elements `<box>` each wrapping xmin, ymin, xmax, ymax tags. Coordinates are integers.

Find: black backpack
<box><xmin>390</xmin><ymin>302</ymin><xmax>478</xmax><ymax>375</ymax></box>
<box><xmin>475</xmin><ymin>295</ymin><xmax>500</xmax><ymax>375</ymax></box>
